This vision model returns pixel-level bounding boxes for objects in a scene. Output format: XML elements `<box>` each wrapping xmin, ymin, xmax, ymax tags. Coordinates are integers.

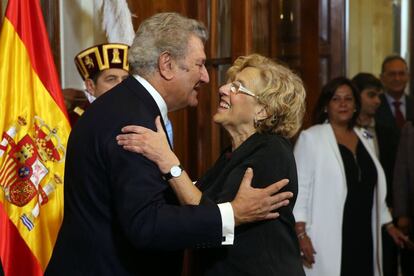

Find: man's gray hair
<box><xmin>128</xmin><ymin>12</ymin><xmax>208</xmax><ymax>76</ymax></box>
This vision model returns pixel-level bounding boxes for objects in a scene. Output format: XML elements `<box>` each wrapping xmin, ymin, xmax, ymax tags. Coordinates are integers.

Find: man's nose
<box><xmin>200</xmin><ymin>65</ymin><xmax>209</xmax><ymax>83</ymax></box>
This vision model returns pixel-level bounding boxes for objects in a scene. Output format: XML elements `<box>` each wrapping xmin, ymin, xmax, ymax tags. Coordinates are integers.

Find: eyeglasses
<box><xmin>230</xmin><ymin>81</ymin><xmax>257</xmax><ymax>98</ymax></box>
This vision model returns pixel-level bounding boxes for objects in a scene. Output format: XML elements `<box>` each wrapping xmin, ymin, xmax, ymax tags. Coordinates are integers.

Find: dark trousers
<box><xmin>401</xmin><ymin>248</ymin><xmax>414</xmax><ymax>276</ymax></box>
<box><xmin>382</xmin><ymin>227</ymin><xmax>398</xmax><ymax>276</ymax></box>
<box><xmin>400</xmin><ymin>218</ymin><xmax>414</xmax><ymax>276</ymax></box>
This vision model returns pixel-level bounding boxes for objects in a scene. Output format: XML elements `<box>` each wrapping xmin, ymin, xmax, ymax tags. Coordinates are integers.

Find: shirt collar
<box><xmin>133</xmin><ymin>74</ymin><xmax>169</xmax><ymax>124</ymax></box>
<box><xmin>384</xmin><ymin>92</ymin><xmax>407</xmax><ymax>117</ymax></box>
<box><xmin>385</xmin><ymin>91</ymin><xmax>406</xmax><ymax>106</ymax></box>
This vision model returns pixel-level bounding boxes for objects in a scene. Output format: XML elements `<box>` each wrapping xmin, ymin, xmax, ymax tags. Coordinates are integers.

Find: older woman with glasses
<box><xmin>117</xmin><ymin>54</ymin><xmax>306</xmax><ymax>276</ymax></box>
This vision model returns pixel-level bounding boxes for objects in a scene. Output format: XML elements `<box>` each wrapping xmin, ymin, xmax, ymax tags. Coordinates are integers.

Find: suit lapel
<box><xmin>376</xmin><ymin>94</ymin><xmax>396</xmax><ymax>127</ymax></box>
<box><xmin>405</xmin><ymin>95</ymin><xmax>414</xmax><ymax>121</ymax></box>
<box><xmin>123</xmin><ymin>76</ymin><xmax>172</xmax><ymax>149</ymax></box>
<box><xmin>323</xmin><ymin>124</ymin><xmax>346</xmax><ymax>183</ymax></box>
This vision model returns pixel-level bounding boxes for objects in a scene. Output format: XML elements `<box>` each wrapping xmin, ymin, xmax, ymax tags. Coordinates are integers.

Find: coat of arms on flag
<box><xmin>0</xmin><ymin>116</ymin><xmax>65</xmax><ymax>231</ymax></box>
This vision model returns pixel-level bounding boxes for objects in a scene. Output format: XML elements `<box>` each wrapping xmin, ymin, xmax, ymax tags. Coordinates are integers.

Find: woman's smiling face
<box><xmin>213</xmin><ymin>67</ymin><xmax>264</xmax><ymax>133</ymax></box>
<box><xmin>327</xmin><ymin>84</ymin><xmax>356</xmax><ymax>126</ymax></box>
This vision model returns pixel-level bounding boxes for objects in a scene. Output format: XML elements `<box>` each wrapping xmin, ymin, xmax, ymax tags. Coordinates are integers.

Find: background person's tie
<box><xmin>393</xmin><ymin>100</ymin><xmax>405</xmax><ymax>129</ymax></box>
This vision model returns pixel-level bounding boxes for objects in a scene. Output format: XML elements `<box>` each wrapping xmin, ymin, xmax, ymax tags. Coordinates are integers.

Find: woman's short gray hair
<box><xmin>227</xmin><ymin>54</ymin><xmax>306</xmax><ymax>138</ymax></box>
<box><xmin>128</xmin><ymin>12</ymin><xmax>208</xmax><ymax>77</ymax></box>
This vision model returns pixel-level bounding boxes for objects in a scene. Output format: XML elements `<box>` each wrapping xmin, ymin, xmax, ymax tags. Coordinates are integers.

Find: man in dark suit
<box><xmin>376</xmin><ymin>55</ymin><xmax>414</xmax><ymax>276</ymax></box>
<box><xmin>45</xmin><ymin>12</ymin><xmax>291</xmax><ymax>276</ymax></box>
<box><xmin>393</xmin><ymin>119</ymin><xmax>414</xmax><ymax>276</ymax></box>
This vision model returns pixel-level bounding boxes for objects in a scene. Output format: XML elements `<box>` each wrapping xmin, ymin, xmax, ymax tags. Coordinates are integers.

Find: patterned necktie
<box><xmin>392</xmin><ymin>101</ymin><xmax>405</xmax><ymax>129</ymax></box>
<box><xmin>165</xmin><ymin>119</ymin><xmax>174</xmax><ymax>147</ymax></box>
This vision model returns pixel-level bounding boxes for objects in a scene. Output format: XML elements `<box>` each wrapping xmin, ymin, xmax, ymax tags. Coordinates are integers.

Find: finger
<box><xmin>269</xmin><ymin>191</ymin><xmax>293</xmax><ymax>205</ymax></box>
<box><xmin>301</xmin><ymin>249</ymin><xmax>313</xmax><ymax>263</ymax></box>
<box><xmin>302</xmin><ymin>247</ymin><xmax>312</xmax><ymax>258</ymax></box>
<box><xmin>155</xmin><ymin>116</ymin><xmax>165</xmax><ymax>133</ymax></box>
<box><xmin>117</xmin><ymin>134</ymin><xmax>130</xmax><ymax>142</ymax></box>
<box><xmin>122</xmin><ymin>145</ymin><xmax>143</xmax><ymax>153</ymax></box>
<box><xmin>118</xmin><ymin>139</ymin><xmax>139</xmax><ymax>147</ymax></box>
<box><xmin>304</xmin><ymin>251</ymin><xmax>315</xmax><ymax>264</ymax></box>
<box><xmin>308</xmin><ymin>256</ymin><xmax>315</xmax><ymax>264</ymax></box>
<box><xmin>117</xmin><ymin>134</ymin><xmax>142</xmax><ymax>144</ymax></box>
<box><xmin>399</xmin><ymin>236</ymin><xmax>409</xmax><ymax>248</ymax></box>
<box><xmin>303</xmin><ymin>260</ymin><xmax>312</xmax><ymax>269</ymax></box>
<box><xmin>117</xmin><ymin>132</ymin><xmax>139</xmax><ymax>140</ymax></box>
<box><xmin>121</xmin><ymin>125</ymin><xmax>147</xmax><ymax>134</ymax></box>
<box><xmin>116</xmin><ymin>134</ymin><xmax>125</xmax><ymax>141</ymax></box>
<box><xmin>303</xmin><ymin>253</ymin><xmax>312</xmax><ymax>264</ymax></box>
<box><xmin>265</xmin><ymin>179</ymin><xmax>289</xmax><ymax>195</ymax></box>
<box><xmin>263</xmin><ymin>212</ymin><xmax>279</xmax><ymax>220</ymax></box>
<box><xmin>270</xmin><ymin>199</ymin><xmax>290</xmax><ymax>210</ymax></box>
<box><xmin>240</xmin><ymin>168</ymin><xmax>254</xmax><ymax>189</ymax></box>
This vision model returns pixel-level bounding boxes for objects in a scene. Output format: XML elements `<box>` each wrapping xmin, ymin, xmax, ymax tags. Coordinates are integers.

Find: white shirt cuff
<box><xmin>218</xmin><ymin>202</ymin><xmax>234</xmax><ymax>245</ymax></box>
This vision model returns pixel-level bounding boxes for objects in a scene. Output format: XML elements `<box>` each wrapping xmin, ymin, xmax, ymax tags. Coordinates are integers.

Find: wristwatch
<box><xmin>162</xmin><ymin>165</ymin><xmax>184</xmax><ymax>181</ymax></box>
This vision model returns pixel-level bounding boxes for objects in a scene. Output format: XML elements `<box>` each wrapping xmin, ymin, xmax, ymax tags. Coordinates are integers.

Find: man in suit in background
<box><xmin>393</xmin><ymin>118</ymin><xmax>414</xmax><ymax>276</ymax></box>
<box><xmin>376</xmin><ymin>55</ymin><xmax>414</xmax><ymax>276</ymax></box>
<box><xmin>46</xmin><ymin>12</ymin><xmax>291</xmax><ymax>276</ymax></box>
<box><xmin>65</xmin><ymin>43</ymin><xmax>130</xmax><ymax>126</ymax></box>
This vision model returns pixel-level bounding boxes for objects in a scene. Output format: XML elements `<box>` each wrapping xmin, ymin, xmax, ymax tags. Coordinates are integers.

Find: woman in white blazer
<box><xmin>293</xmin><ymin>77</ymin><xmax>406</xmax><ymax>276</ymax></box>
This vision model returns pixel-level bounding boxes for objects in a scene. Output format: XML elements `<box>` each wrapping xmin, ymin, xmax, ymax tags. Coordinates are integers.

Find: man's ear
<box><xmin>158</xmin><ymin>51</ymin><xmax>174</xmax><ymax>80</ymax></box>
<box><xmin>85</xmin><ymin>79</ymin><xmax>97</xmax><ymax>97</ymax></box>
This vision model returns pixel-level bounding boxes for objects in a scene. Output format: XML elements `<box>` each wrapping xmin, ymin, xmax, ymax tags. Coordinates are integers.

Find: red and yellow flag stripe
<box><xmin>0</xmin><ymin>0</ymin><xmax>70</xmax><ymax>275</ymax></box>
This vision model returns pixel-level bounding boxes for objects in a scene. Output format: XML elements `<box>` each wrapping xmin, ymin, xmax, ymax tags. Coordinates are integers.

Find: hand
<box><xmin>397</xmin><ymin>217</ymin><xmax>412</xmax><ymax>235</ymax></box>
<box><xmin>230</xmin><ymin>168</ymin><xmax>293</xmax><ymax>226</ymax></box>
<box><xmin>386</xmin><ymin>223</ymin><xmax>409</xmax><ymax>248</ymax></box>
<box><xmin>295</xmin><ymin>222</ymin><xmax>316</xmax><ymax>268</ymax></box>
<box><xmin>298</xmin><ymin>233</ymin><xmax>316</xmax><ymax>268</ymax></box>
<box><xmin>116</xmin><ymin>116</ymin><xmax>179</xmax><ymax>173</ymax></box>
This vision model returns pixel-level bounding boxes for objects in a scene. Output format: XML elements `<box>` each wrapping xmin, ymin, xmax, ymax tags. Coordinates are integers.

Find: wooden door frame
<box><xmin>410</xmin><ymin>2</ymin><xmax>414</xmax><ymax>94</ymax></box>
<box><xmin>40</xmin><ymin>0</ymin><xmax>60</xmax><ymax>79</ymax></box>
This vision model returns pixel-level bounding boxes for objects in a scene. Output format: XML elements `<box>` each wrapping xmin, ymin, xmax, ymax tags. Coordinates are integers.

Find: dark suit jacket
<box><xmin>46</xmin><ymin>76</ymin><xmax>222</xmax><ymax>276</ymax></box>
<box><xmin>194</xmin><ymin>133</ymin><xmax>304</xmax><ymax>276</ymax></box>
<box><xmin>393</xmin><ymin>121</ymin><xmax>414</xmax><ymax>220</ymax></box>
<box><xmin>375</xmin><ymin>93</ymin><xmax>414</xmax><ymax>207</ymax></box>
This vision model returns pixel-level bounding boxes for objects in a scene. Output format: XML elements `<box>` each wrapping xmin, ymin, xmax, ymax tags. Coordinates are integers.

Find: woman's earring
<box><xmin>324</xmin><ymin>107</ymin><xmax>328</xmax><ymax>113</ymax></box>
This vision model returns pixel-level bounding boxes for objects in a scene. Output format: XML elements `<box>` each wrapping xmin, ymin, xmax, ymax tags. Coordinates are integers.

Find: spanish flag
<box><xmin>0</xmin><ymin>0</ymin><xmax>70</xmax><ymax>275</ymax></box>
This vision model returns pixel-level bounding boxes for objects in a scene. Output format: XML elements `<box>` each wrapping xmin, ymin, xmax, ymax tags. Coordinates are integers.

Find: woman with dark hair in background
<box><xmin>293</xmin><ymin>77</ymin><xmax>406</xmax><ymax>276</ymax></box>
